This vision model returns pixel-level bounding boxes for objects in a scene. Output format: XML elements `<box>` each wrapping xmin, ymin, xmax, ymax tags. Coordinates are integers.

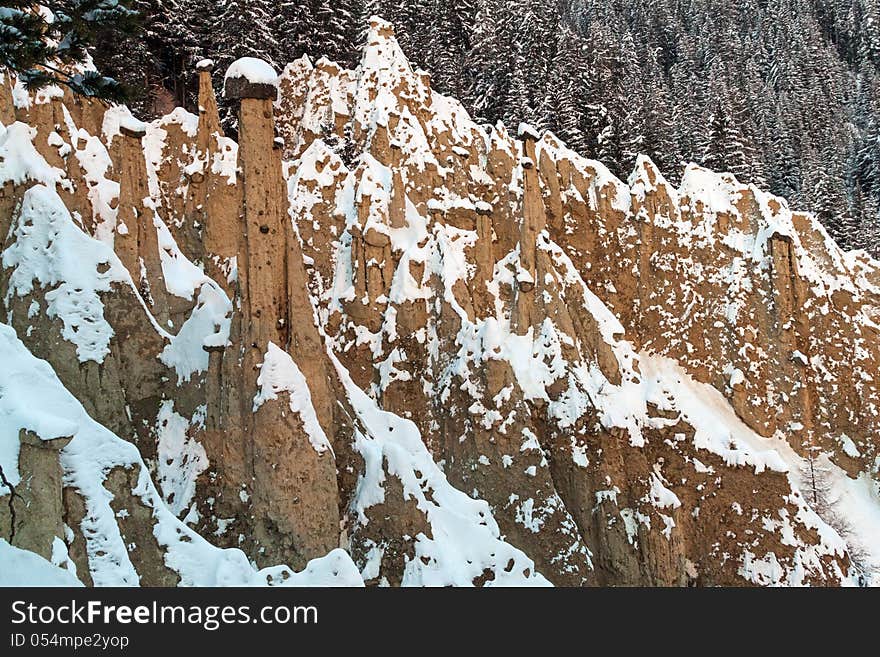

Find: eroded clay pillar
<box><xmin>196</xmin><ymin>59</ymin><xmax>222</xmax><ymax>153</ymax></box>
<box><xmin>512</xmin><ymin>124</ymin><xmax>546</xmax><ymax>333</ymax></box>
<box><xmin>0</xmin><ymin>72</ymin><xmax>14</xmax><ymax>125</ymax></box>
<box><xmin>518</xmin><ymin>124</ymin><xmax>546</xmax><ymax>289</ymax></box>
<box><xmin>194</xmin><ymin>60</ymin><xmax>240</xmax><ymax>290</ymax></box>
<box><xmin>224</xmin><ymin>65</ymin><xmax>288</xmax><ymax>350</ymax></box>
<box><xmin>116</xmin><ymin>120</ymin><xmax>170</xmax><ymax>323</ymax></box>
<box><xmin>222</xmin><ymin>60</ymin><xmax>338</xmax><ymax>569</ymax></box>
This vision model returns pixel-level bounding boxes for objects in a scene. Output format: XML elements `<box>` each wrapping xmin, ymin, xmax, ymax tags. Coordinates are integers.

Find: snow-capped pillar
<box><xmin>113</xmin><ymin>123</ymin><xmax>143</xmax><ymax>279</ymax></box>
<box><xmin>222</xmin><ymin>58</ymin><xmax>338</xmax><ymax>569</ymax></box>
<box><xmin>196</xmin><ymin>59</ymin><xmax>222</xmax><ymax>150</ymax></box>
<box><xmin>517</xmin><ymin>122</ymin><xmax>546</xmax><ymax>295</ymax></box>
<box><xmin>474</xmin><ymin>201</ymin><xmax>495</xmax><ymax>291</ymax></box>
<box><xmin>195</xmin><ymin>58</ymin><xmax>240</xmax><ymax>290</ymax></box>
<box><xmin>223</xmin><ymin>58</ymin><xmax>289</xmax><ymax>350</ymax></box>
<box><xmin>508</xmin><ymin>123</ymin><xmax>548</xmax><ymax>334</ymax></box>
<box><xmin>117</xmin><ymin>120</ymin><xmax>171</xmax><ymax>323</ymax></box>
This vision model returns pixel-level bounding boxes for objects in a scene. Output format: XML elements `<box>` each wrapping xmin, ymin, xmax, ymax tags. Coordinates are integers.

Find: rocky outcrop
<box><xmin>199</xmin><ymin>64</ymin><xmax>340</xmax><ymax>569</ymax></box>
<box><xmin>271</xmin><ymin>17</ymin><xmax>878</xmax><ymax>586</ymax></box>
<box><xmin>1</xmin><ymin>431</ymin><xmax>71</xmax><ymax>560</ymax></box>
<box><xmin>0</xmin><ymin>322</ymin><xmax>362</xmax><ymax>586</ymax></box>
<box><xmin>1</xmin><ymin>17</ymin><xmax>878</xmax><ymax>587</ymax></box>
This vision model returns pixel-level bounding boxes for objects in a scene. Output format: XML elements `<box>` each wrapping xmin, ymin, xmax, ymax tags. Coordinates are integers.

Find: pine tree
<box><xmin>212</xmin><ymin>0</ymin><xmax>279</xmax><ymax>72</ymax></box>
<box><xmin>467</xmin><ymin>0</ymin><xmax>510</xmax><ymax>124</ymax></box>
<box><xmin>549</xmin><ymin>28</ymin><xmax>591</xmax><ymax>153</ymax></box>
<box><xmin>1</xmin><ymin>0</ymin><xmax>137</xmax><ymax>101</ymax></box>
<box><xmin>73</xmin><ymin>0</ymin><xmax>880</xmax><ymax>256</ymax></box>
<box><xmin>812</xmin><ymin>142</ymin><xmax>850</xmax><ymax>243</ymax></box>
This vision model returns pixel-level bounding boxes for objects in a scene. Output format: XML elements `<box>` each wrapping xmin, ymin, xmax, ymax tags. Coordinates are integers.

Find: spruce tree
<box><xmin>1</xmin><ymin>0</ymin><xmax>137</xmax><ymax>101</ymax></box>
<box><xmin>61</xmin><ymin>0</ymin><xmax>880</xmax><ymax>256</ymax></box>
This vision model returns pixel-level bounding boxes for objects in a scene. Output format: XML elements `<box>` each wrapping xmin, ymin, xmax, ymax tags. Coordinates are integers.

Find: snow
<box><xmin>278</xmin><ymin>548</ymin><xmax>364</xmax><ymax>586</ymax></box>
<box><xmin>728</xmin><ymin>368</ymin><xmax>746</xmax><ymax>387</ymax></box>
<box><xmin>10</xmin><ymin>76</ymin><xmax>32</xmax><ymax>110</ymax></box>
<box><xmin>155</xmin><ymin>217</ymin><xmax>206</xmax><ymax>300</ymax></box>
<box><xmin>0</xmin><ymin>540</ymin><xmax>84</xmax><ymax>587</ymax></box>
<box><xmin>817</xmin><ymin>463</ymin><xmax>880</xmax><ymax>585</ymax></box>
<box><xmin>0</xmin><ymin>322</ymin><xmax>362</xmax><ymax>587</ymax></box>
<box><xmin>224</xmin><ymin>57</ymin><xmax>279</xmax><ymax>87</ymax></box>
<box><xmin>636</xmin><ymin>354</ymin><xmax>790</xmax><ymax>473</ymax></box>
<box><xmin>159</xmin><ymin>281</ymin><xmax>231</xmax><ymax>382</ymax></box>
<box><xmin>155</xmin><ymin>401</ymin><xmax>208</xmax><ymax>516</ymax></box>
<box><xmin>142</xmin><ymin>109</ymin><xmax>199</xmax><ymax>198</ymax></box>
<box><xmin>68</xmin><ymin>115</ymin><xmax>119</xmax><ymax>244</ymax></box>
<box><xmin>253</xmin><ymin>343</ymin><xmax>332</xmax><ymax>454</ymax></box>
<box><xmin>517</xmin><ymin>122</ymin><xmax>541</xmax><ymax>140</ymax></box>
<box><xmin>288</xmin><ymin>139</ymin><xmax>349</xmax><ymax>227</ymax></box>
<box><xmin>678</xmin><ymin>164</ymin><xmax>742</xmax><ymax>218</ymax></box>
<box><xmin>0</xmin><ymin>332</ymin><xmax>81</xmax><ymax>487</ymax></box>
<box><xmin>472</xmin><ymin>315</ymin><xmax>576</xmax><ymax>404</ymax></box>
<box><xmin>2</xmin><ymin>185</ymin><xmax>129</xmax><ymax>363</ymax></box>
<box><xmin>1</xmin><ymin>100</ymin><xmax>119</xmax><ymax>242</ymax></box>
<box><xmin>154</xmin><ymin>217</ymin><xmax>232</xmax><ymax>383</ymax></box>
<box><xmin>0</xmin><ymin>122</ymin><xmax>64</xmax><ymax>186</ymax></box>
<box><xmin>791</xmin><ymin>349</ymin><xmax>809</xmax><ymax>366</ymax></box>
<box><xmin>648</xmin><ymin>472</ymin><xmax>682</xmax><ymax>509</ymax></box>
<box><xmin>158</xmin><ymin>106</ymin><xmax>199</xmax><ymax>138</ymax></box>
<box><xmin>291</xmin><ymin>57</ymin><xmax>356</xmax><ymax>148</ymax></box>
<box><xmin>836</xmin><ymin>434</ymin><xmax>861</xmax><ymax>459</ymax></box>
<box><xmin>331</xmin><ymin>350</ymin><xmax>551</xmax><ymax>586</ymax></box>
<box><xmin>101</xmin><ymin>105</ymin><xmax>146</xmax><ymax>142</ymax></box>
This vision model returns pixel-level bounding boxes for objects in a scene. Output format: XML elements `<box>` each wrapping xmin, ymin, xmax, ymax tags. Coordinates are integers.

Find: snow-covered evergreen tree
<box><xmin>2</xmin><ymin>0</ymin><xmax>137</xmax><ymax>101</ymax></box>
<box><xmin>87</xmin><ymin>0</ymin><xmax>880</xmax><ymax>255</ymax></box>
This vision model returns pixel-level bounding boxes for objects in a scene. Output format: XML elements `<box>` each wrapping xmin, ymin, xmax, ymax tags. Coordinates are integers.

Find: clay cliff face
<box><xmin>1</xmin><ymin>18</ymin><xmax>878</xmax><ymax>587</ymax></box>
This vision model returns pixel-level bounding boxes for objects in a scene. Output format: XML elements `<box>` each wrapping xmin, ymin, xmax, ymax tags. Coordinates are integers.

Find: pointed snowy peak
<box><xmin>628</xmin><ymin>154</ymin><xmax>668</xmax><ymax>190</ymax></box>
<box><xmin>281</xmin><ymin>54</ymin><xmax>314</xmax><ymax>79</ymax></box>
<box><xmin>353</xmin><ymin>16</ymin><xmax>431</xmax><ymax>133</ymax></box>
<box><xmin>360</xmin><ymin>16</ymin><xmax>412</xmax><ymax>75</ymax></box>
<box><xmin>628</xmin><ymin>154</ymin><xmax>676</xmax><ymax>206</ymax></box>
<box><xmin>677</xmin><ymin>162</ymin><xmax>748</xmax><ymax>215</ymax></box>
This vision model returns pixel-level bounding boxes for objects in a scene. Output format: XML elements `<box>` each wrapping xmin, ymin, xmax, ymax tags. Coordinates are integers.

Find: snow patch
<box><xmin>254</xmin><ymin>343</ymin><xmax>332</xmax><ymax>454</ymax></box>
<box><xmin>224</xmin><ymin>57</ymin><xmax>279</xmax><ymax>87</ymax></box>
<box><xmin>2</xmin><ymin>185</ymin><xmax>128</xmax><ymax>363</ymax></box>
